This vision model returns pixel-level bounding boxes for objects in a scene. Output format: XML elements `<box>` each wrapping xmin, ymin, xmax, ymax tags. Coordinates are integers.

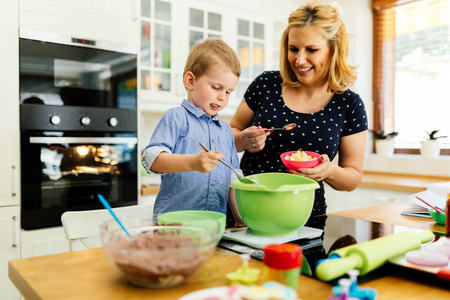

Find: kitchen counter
<box><xmin>359</xmin><ymin>171</ymin><xmax>450</xmax><ymax>193</ymax></box>
<box><xmin>140</xmin><ymin>172</ymin><xmax>450</xmax><ymax>195</ymax></box>
<box><xmin>329</xmin><ymin>203</ymin><xmax>446</xmax><ymax>234</ymax></box>
<box><xmin>9</xmin><ymin>204</ymin><xmax>450</xmax><ymax>300</ymax></box>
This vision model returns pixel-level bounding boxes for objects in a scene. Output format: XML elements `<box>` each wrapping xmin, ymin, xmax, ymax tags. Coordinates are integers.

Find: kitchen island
<box><xmin>9</xmin><ymin>204</ymin><xmax>450</xmax><ymax>300</ymax></box>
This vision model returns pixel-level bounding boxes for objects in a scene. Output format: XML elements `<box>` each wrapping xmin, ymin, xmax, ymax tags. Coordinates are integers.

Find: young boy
<box><xmin>142</xmin><ymin>38</ymin><xmax>244</xmax><ymax>226</ymax></box>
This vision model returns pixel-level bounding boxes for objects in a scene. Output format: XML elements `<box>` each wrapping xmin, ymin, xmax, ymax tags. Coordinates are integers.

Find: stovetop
<box><xmin>218</xmin><ymin>214</ymin><xmax>443</xmax><ymax>284</ymax></box>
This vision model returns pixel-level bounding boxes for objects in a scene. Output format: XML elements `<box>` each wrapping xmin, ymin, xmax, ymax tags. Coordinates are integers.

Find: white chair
<box><xmin>61</xmin><ymin>204</ymin><xmax>154</xmax><ymax>251</ymax></box>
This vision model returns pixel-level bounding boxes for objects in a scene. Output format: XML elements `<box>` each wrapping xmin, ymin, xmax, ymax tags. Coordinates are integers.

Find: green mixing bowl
<box><xmin>231</xmin><ymin>173</ymin><xmax>320</xmax><ymax>236</ymax></box>
<box><xmin>159</xmin><ymin>210</ymin><xmax>226</xmax><ymax>239</ymax></box>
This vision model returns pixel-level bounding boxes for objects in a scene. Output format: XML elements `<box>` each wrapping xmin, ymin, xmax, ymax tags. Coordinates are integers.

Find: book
<box><xmin>401</xmin><ymin>190</ymin><xmax>446</xmax><ymax>218</ymax></box>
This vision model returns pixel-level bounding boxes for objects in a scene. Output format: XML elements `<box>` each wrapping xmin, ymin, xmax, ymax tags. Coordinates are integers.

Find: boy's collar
<box><xmin>181</xmin><ymin>99</ymin><xmax>221</xmax><ymax>125</ymax></box>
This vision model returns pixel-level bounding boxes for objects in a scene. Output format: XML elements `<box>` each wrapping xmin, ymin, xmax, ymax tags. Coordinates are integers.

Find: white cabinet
<box><xmin>21</xmin><ymin>227</ymin><xmax>70</xmax><ymax>259</ymax></box>
<box><xmin>230</xmin><ymin>9</ymin><xmax>274</xmax><ymax>111</ymax></box>
<box><xmin>138</xmin><ymin>0</ymin><xmax>281</xmax><ymax>116</ymax></box>
<box><xmin>19</xmin><ymin>0</ymin><xmax>138</xmax><ymax>46</ymax></box>
<box><xmin>139</xmin><ymin>0</ymin><xmax>183</xmax><ymax>112</ymax></box>
<box><xmin>1</xmin><ymin>2</ymin><xmax>21</xmax><ymax>299</ymax></box>
<box><xmin>0</xmin><ymin>0</ymin><xmax>20</xmax><ymax>208</ymax></box>
<box><xmin>0</xmin><ymin>207</ymin><xmax>21</xmax><ymax>300</ymax></box>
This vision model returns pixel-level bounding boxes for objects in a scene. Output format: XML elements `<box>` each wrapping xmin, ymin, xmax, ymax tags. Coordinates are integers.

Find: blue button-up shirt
<box><xmin>142</xmin><ymin>100</ymin><xmax>240</xmax><ymax>214</ymax></box>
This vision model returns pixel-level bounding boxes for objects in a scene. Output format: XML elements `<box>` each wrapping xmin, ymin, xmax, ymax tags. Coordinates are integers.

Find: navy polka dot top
<box><xmin>240</xmin><ymin>71</ymin><xmax>368</xmax><ymax>215</ymax></box>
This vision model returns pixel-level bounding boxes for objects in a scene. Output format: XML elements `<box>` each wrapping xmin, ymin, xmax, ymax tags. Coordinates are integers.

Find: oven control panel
<box><xmin>20</xmin><ymin>104</ymin><xmax>137</xmax><ymax>132</ymax></box>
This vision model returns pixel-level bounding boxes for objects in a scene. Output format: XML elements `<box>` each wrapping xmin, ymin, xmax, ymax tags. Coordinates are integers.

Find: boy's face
<box><xmin>186</xmin><ymin>62</ymin><xmax>239</xmax><ymax>117</ymax></box>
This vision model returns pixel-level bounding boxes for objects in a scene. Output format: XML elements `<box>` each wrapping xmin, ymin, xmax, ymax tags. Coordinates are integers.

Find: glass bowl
<box><xmin>100</xmin><ymin>213</ymin><xmax>220</xmax><ymax>288</ymax></box>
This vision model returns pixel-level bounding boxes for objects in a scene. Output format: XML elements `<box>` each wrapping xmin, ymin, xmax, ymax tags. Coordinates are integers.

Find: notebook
<box><xmin>401</xmin><ymin>190</ymin><xmax>446</xmax><ymax>218</ymax></box>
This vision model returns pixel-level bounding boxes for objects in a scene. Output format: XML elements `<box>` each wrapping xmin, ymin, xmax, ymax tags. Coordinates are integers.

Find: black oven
<box><xmin>19</xmin><ymin>30</ymin><xmax>138</xmax><ymax>230</ymax></box>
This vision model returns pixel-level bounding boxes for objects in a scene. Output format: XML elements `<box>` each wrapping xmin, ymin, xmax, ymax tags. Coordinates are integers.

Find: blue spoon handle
<box><xmin>98</xmin><ymin>194</ymin><xmax>135</xmax><ymax>241</ymax></box>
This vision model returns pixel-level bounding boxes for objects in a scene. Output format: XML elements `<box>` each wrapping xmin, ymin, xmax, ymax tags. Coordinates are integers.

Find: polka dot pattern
<box><xmin>240</xmin><ymin>71</ymin><xmax>368</xmax><ymax>215</ymax></box>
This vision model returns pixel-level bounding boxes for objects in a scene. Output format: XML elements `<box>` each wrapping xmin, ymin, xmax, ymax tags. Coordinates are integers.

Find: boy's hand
<box><xmin>194</xmin><ymin>150</ymin><xmax>223</xmax><ymax>173</ymax></box>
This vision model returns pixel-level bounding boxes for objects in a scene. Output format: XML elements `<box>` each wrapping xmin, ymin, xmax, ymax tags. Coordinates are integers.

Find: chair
<box><xmin>61</xmin><ymin>204</ymin><xmax>154</xmax><ymax>251</ymax></box>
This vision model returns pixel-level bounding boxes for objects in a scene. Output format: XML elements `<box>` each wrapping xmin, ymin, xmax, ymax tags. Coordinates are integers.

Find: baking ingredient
<box><xmin>226</xmin><ymin>254</ymin><xmax>260</xmax><ymax>286</ymax></box>
<box><xmin>406</xmin><ymin>250</ymin><xmax>449</xmax><ymax>267</ymax></box>
<box><xmin>285</xmin><ymin>151</ymin><xmax>318</xmax><ymax>162</ymax></box>
<box><xmin>263</xmin><ymin>243</ymin><xmax>302</xmax><ymax>291</ymax></box>
<box><xmin>422</xmin><ymin>238</ymin><xmax>450</xmax><ymax>257</ymax></box>
<box><xmin>109</xmin><ymin>229</ymin><xmax>214</xmax><ymax>287</ymax></box>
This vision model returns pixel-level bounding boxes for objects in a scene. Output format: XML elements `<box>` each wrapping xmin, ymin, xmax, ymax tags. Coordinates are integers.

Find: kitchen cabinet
<box><xmin>0</xmin><ymin>207</ymin><xmax>21</xmax><ymax>300</ymax></box>
<box><xmin>19</xmin><ymin>0</ymin><xmax>138</xmax><ymax>46</ymax></box>
<box><xmin>0</xmin><ymin>1</ymin><xmax>21</xmax><ymax>299</ymax></box>
<box><xmin>20</xmin><ymin>227</ymin><xmax>69</xmax><ymax>259</ymax></box>
<box><xmin>0</xmin><ymin>0</ymin><xmax>20</xmax><ymax>208</ymax></box>
<box><xmin>138</xmin><ymin>0</ymin><xmax>282</xmax><ymax>116</ymax></box>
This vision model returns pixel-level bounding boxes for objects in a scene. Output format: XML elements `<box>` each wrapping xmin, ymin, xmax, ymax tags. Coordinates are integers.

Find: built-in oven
<box><xmin>19</xmin><ymin>30</ymin><xmax>138</xmax><ymax>230</ymax></box>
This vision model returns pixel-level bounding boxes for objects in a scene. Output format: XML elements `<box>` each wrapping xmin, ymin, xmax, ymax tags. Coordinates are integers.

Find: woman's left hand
<box><xmin>288</xmin><ymin>154</ymin><xmax>334</xmax><ymax>181</ymax></box>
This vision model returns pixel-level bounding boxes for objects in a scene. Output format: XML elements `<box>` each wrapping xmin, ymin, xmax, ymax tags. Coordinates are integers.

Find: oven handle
<box><xmin>29</xmin><ymin>137</ymin><xmax>137</xmax><ymax>144</ymax></box>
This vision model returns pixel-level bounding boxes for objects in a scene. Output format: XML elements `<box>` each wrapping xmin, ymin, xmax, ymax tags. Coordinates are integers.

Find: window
<box><xmin>373</xmin><ymin>0</ymin><xmax>450</xmax><ymax>154</ymax></box>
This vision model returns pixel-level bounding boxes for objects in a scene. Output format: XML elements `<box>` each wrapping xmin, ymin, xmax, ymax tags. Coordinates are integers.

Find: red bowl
<box><xmin>280</xmin><ymin>151</ymin><xmax>320</xmax><ymax>170</ymax></box>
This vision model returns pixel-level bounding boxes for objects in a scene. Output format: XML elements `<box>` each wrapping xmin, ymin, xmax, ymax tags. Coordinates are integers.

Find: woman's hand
<box><xmin>288</xmin><ymin>154</ymin><xmax>335</xmax><ymax>181</ymax></box>
<box><xmin>241</xmin><ymin>125</ymin><xmax>271</xmax><ymax>153</ymax></box>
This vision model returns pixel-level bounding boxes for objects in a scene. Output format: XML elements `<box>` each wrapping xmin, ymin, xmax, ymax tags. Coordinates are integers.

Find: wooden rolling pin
<box><xmin>316</xmin><ymin>230</ymin><xmax>435</xmax><ymax>281</ymax></box>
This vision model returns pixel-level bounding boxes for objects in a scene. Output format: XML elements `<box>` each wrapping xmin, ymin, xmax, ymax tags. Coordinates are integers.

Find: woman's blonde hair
<box><xmin>280</xmin><ymin>0</ymin><xmax>356</xmax><ymax>93</ymax></box>
<box><xmin>183</xmin><ymin>38</ymin><xmax>241</xmax><ymax>80</ymax></box>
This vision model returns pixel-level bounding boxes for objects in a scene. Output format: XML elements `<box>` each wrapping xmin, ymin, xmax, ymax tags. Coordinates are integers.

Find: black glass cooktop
<box><xmin>218</xmin><ymin>214</ymin><xmax>445</xmax><ymax>285</ymax></box>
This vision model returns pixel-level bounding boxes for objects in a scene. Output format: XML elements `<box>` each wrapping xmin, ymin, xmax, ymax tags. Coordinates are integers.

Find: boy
<box><xmin>142</xmin><ymin>38</ymin><xmax>244</xmax><ymax>226</ymax></box>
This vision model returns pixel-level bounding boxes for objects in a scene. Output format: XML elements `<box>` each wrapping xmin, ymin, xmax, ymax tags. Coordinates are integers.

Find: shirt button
<box><xmin>211</xmin><ymin>181</ymin><xmax>216</xmax><ymax>186</ymax></box>
<box><xmin>208</xmin><ymin>206</ymin><xmax>213</xmax><ymax>211</ymax></box>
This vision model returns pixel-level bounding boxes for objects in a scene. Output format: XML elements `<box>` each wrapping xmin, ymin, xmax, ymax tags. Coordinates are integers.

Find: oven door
<box><xmin>20</xmin><ymin>133</ymin><xmax>138</xmax><ymax>230</ymax></box>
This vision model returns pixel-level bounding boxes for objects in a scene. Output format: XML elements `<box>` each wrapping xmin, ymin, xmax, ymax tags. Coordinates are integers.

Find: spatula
<box><xmin>199</xmin><ymin>142</ymin><xmax>260</xmax><ymax>185</ymax></box>
<box><xmin>98</xmin><ymin>194</ymin><xmax>136</xmax><ymax>242</ymax></box>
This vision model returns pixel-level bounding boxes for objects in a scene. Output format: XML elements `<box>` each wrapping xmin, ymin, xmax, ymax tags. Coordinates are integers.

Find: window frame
<box><xmin>372</xmin><ymin>0</ymin><xmax>450</xmax><ymax>155</ymax></box>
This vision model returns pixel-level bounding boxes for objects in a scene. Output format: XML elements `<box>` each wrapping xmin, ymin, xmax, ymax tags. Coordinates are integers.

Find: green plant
<box><xmin>370</xmin><ymin>130</ymin><xmax>399</xmax><ymax>140</ymax></box>
<box><xmin>426</xmin><ymin>130</ymin><xmax>447</xmax><ymax>140</ymax></box>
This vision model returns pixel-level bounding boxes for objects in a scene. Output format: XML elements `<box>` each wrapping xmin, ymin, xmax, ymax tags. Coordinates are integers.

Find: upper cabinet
<box><xmin>138</xmin><ymin>0</ymin><xmax>283</xmax><ymax>116</ymax></box>
<box><xmin>232</xmin><ymin>11</ymin><xmax>274</xmax><ymax>109</ymax></box>
<box><xmin>139</xmin><ymin>0</ymin><xmax>182</xmax><ymax>112</ymax></box>
<box><xmin>19</xmin><ymin>0</ymin><xmax>138</xmax><ymax>45</ymax></box>
<box><xmin>0</xmin><ymin>0</ymin><xmax>20</xmax><ymax>208</ymax></box>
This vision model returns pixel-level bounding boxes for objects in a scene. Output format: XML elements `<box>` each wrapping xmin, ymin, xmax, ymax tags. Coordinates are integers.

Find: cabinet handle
<box><xmin>12</xmin><ymin>164</ymin><xmax>17</xmax><ymax>197</ymax></box>
<box><xmin>12</xmin><ymin>216</ymin><xmax>19</xmax><ymax>248</ymax></box>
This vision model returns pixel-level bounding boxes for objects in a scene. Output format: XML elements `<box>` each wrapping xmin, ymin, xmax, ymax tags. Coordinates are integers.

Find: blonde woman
<box><xmin>230</xmin><ymin>0</ymin><xmax>368</xmax><ymax>216</ymax></box>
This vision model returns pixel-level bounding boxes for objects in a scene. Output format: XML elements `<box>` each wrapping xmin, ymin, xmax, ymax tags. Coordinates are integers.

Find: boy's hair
<box><xmin>183</xmin><ymin>38</ymin><xmax>241</xmax><ymax>80</ymax></box>
<box><xmin>280</xmin><ymin>0</ymin><xmax>357</xmax><ymax>93</ymax></box>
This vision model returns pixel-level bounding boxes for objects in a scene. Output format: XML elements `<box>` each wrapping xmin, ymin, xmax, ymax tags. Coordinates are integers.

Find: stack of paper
<box><xmin>402</xmin><ymin>190</ymin><xmax>447</xmax><ymax>218</ymax></box>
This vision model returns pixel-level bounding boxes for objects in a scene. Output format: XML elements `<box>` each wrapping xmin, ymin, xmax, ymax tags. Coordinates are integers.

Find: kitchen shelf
<box><xmin>141</xmin><ymin>184</ymin><xmax>159</xmax><ymax>195</ymax></box>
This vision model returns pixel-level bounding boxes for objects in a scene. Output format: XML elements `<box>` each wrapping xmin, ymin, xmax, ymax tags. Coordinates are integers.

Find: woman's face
<box><xmin>287</xmin><ymin>26</ymin><xmax>331</xmax><ymax>88</ymax></box>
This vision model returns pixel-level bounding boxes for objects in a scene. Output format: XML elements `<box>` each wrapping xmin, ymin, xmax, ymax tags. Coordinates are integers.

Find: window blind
<box><xmin>372</xmin><ymin>0</ymin><xmax>450</xmax><ymax>152</ymax></box>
